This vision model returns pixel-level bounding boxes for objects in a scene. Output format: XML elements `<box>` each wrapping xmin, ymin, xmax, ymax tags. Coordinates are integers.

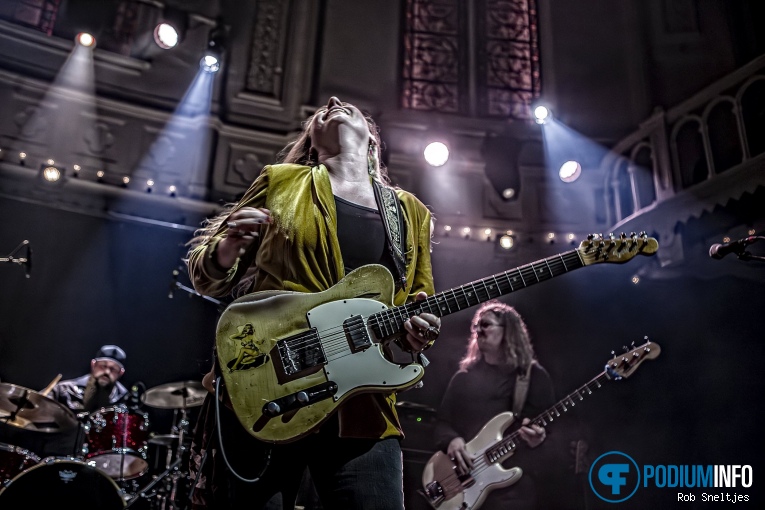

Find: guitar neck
<box><xmin>369</xmin><ymin>249</ymin><xmax>584</xmax><ymax>338</ymax></box>
<box><xmin>485</xmin><ymin>370</ymin><xmax>611</xmax><ymax>463</ymax></box>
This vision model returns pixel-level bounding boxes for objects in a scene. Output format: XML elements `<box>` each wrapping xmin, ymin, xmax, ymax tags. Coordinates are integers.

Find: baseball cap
<box><xmin>94</xmin><ymin>344</ymin><xmax>127</xmax><ymax>370</ymax></box>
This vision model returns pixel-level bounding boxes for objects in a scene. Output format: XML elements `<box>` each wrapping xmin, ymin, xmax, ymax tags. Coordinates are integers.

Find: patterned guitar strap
<box><xmin>372</xmin><ymin>180</ymin><xmax>407</xmax><ymax>291</ymax></box>
<box><xmin>512</xmin><ymin>361</ymin><xmax>535</xmax><ymax>415</ymax></box>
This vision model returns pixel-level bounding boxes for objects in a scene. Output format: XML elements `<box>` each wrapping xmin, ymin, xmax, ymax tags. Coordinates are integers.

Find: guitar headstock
<box><xmin>577</xmin><ymin>232</ymin><xmax>658</xmax><ymax>266</ymax></box>
<box><xmin>605</xmin><ymin>339</ymin><xmax>661</xmax><ymax>379</ymax></box>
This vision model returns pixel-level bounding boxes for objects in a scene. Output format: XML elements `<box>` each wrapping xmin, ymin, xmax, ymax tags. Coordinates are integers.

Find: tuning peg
<box><xmin>587</xmin><ymin>234</ymin><xmax>595</xmax><ymax>241</ymax></box>
<box><xmin>622</xmin><ymin>345</ymin><xmax>629</xmax><ymax>352</ymax></box>
<box><xmin>609</xmin><ymin>233</ymin><xmax>615</xmax><ymax>241</ymax></box>
<box><xmin>610</xmin><ymin>350</ymin><xmax>616</xmax><ymax>357</ymax></box>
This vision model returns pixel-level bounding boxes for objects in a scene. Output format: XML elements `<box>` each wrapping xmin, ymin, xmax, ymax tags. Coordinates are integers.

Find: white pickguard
<box><xmin>306</xmin><ymin>298</ymin><xmax>423</xmax><ymax>400</ymax></box>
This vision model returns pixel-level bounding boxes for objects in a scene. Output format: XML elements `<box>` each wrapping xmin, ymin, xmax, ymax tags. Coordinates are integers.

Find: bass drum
<box><xmin>0</xmin><ymin>457</ymin><xmax>125</xmax><ymax>508</ymax></box>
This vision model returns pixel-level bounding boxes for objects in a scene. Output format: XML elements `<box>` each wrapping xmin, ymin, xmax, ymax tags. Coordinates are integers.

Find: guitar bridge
<box><xmin>419</xmin><ymin>481</ymin><xmax>444</xmax><ymax>507</ymax></box>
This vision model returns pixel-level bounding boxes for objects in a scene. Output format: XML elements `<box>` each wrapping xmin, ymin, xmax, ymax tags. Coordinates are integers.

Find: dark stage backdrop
<box><xmin>2</xmin><ymin>196</ymin><xmax>764</xmax><ymax>509</ymax></box>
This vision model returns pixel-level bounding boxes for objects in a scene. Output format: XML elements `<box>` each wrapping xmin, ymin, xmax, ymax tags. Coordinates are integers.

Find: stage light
<box><xmin>42</xmin><ymin>166</ymin><xmax>61</xmax><ymax>182</ymax></box>
<box><xmin>559</xmin><ymin>160</ymin><xmax>582</xmax><ymax>183</ymax></box>
<box><xmin>547</xmin><ymin>232</ymin><xmax>556</xmax><ymax>244</ymax></box>
<box><xmin>423</xmin><ymin>142</ymin><xmax>449</xmax><ymax>167</ymax></box>
<box><xmin>122</xmin><ymin>176</ymin><xmax>130</xmax><ymax>187</ymax></box>
<box><xmin>154</xmin><ymin>23</ymin><xmax>179</xmax><ymax>49</ymax></box>
<box><xmin>461</xmin><ymin>227</ymin><xmax>471</xmax><ymax>239</ymax></box>
<box><xmin>168</xmin><ymin>185</ymin><xmax>177</xmax><ymax>197</ymax></box>
<box><xmin>76</xmin><ymin>32</ymin><xmax>96</xmax><ymax>48</ymax></box>
<box><xmin>19</xmin><ymin>152</ymin><xmax>27</xmax><ymax>165</ymax></box>
<box><xmin>501</xmin><ymin>188</ymin><xmax>516</xmax><ymax>200</ymax></box>
<box><xmin>96</xmin><ymin>170</ymin><xmax>105</xmax><ymax>182</ymax></box>
<box><xmin>499</xmin><ymin>234</ymin><xmax>514</xmax><ymax>250</ymax></box>
<box><xmin>146</xmin><ymin>179</ymin><xmax>154</xmax><ymax>192</ymax></box>
<box><xmin>484</xmin><ymin>228</ymin><xmax>493</xmax><ymax>241</ymax></box>
<box><xmin>200</xmin><ymin>55</ymin><xmax>220</xmax><ymax>73</ymax></box>
<box><xmin>72</xmin><ymin>164</ymin><xmax>81</xmax><ymax>176</ymax></box>
<box><xmin>201</xmin><ymin>21</ymin><xmax>227</xmax><ymax>73</ymax></box>
<box><xmin>533</xmin><ymin>105</ymin><xmax>551</xmax><ymax>124</ymax></box>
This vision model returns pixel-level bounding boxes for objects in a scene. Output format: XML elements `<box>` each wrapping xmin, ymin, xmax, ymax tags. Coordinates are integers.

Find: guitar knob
<box><xmin>264</xmin><ymin>401</ymin><xmax>281</xmax><ymax>416</ymax></box>
<box><xmin>297</xmin><ymin>391</ymin><xmax>309</xmax><ymax>404</ymax></box>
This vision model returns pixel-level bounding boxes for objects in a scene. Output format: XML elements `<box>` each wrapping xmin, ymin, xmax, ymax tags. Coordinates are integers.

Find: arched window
<box><xmin>741</xmin><ymin>79</ymin><xmax>765</xmax><ymax>158</ymax></box>
<box><xmin>402</xmin><ymin>0</ymin><xmax>540</xmax><ymax>120</ymax></box>
<box><xmin>706</xmin><ymin>99</ymin><xmax>743</xmax><ymax>174</ymax></box>
<box><xmin>673</xmin><ymin>119</ymin><xmax>708</xmax><ymax>190</ymax></box>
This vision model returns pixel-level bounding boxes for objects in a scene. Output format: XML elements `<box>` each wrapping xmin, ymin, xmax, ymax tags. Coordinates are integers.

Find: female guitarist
<box><xmin>185</xmin><ymin>96</ymin><xmax>441</xmax><ymax>509</ymax></box>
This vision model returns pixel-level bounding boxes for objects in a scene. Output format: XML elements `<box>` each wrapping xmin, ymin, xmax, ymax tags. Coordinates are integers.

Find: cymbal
<box><xmin>142</xmin><ymin>381</ymin><xmax>206</xmax><ymax>409</ymax></box>
<box><xmin>0</xmin><ymin>382</ymin><xmax>78</xmax><ymax>432</ymax></box>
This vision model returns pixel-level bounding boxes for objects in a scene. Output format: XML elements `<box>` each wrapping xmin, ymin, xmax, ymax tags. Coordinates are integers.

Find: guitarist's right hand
<box><xmin>447</xmin><ymin>436</ymin><xmax>473</xmax><ymax>475</ymax></box>
<box><xmin>217</xmin><ymin>207</ymin><xmax>272</xmax><ymax>268</ymax></box>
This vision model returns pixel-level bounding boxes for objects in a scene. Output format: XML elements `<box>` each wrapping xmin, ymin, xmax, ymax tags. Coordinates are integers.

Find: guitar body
<box><xmin>421</xmin><ymin>412</ymin><xmax>523</xmax><ymax>510</ymax></box>
<box><xmin>216</xmin><ymin>265</ymin><xmax>424</xmax><ymax>443</ymax></box>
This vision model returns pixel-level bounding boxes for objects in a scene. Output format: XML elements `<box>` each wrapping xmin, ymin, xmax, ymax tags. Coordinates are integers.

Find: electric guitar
<box><xmin>420</xmin><ymin>340</ymin><xmax>661</xmax><ymax>510</ymax></box>
<box><xmin>216</xmin><ymin>233</ymin><xmax>658</xmax><ymax>443</ymax></box>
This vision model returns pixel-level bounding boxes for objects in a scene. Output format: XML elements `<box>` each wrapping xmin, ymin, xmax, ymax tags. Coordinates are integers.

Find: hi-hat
<box><xmin>142</xmin><ymin>381</ymin><xmax>206</xmax><ymax>409</ymax></box>
<box><xmin>0</xmin><ymin>382</ymin><xmax>78</xmax><ymax>432</ymax></box>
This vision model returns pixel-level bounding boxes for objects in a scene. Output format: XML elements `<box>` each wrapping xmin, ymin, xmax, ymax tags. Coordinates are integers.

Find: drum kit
<box><xmin>0</xmin><ymin>379</ymin><xmax>207</xmax><ymax>509</ymax></box>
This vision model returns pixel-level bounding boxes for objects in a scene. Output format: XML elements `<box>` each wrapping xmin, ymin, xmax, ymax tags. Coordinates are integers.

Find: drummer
<box><xmin>49</xmin><ymin>345</ymin><xmax>129</xmax><ymax>413</ymax></box>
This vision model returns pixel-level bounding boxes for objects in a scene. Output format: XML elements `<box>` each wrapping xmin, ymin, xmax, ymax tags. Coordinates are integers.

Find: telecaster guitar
<box><xmin>216</xmin><ymin>233</ymin><xmax>658</xmax><ymax>443</ymax></box>
<box><xmin>420</xmin><ymin>340</ymin><xmax>661</xmax><ymax>510</ymax></box>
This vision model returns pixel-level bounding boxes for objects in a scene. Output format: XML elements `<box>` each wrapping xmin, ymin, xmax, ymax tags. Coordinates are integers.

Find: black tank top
<box><xmin>334</xmin><ymin>195</ymin><xmax>397</xmax><ymax>276</ymax></box>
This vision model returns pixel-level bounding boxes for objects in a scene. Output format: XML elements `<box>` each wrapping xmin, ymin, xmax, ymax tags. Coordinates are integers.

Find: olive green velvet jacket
<box><xmin>187</xmin><ymin>163</ymin><xmax>435</xmax><ymax>438</ymax></box>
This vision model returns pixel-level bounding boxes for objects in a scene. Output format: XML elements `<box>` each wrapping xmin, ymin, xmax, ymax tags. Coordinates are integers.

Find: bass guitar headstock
<box><xmin>605</xmin><ymin>338</ymin><xmax>661</xmax><ymax>380</ymax></box>
<box><xmin>578</xmin><ymin>232</ymin><xmax>658</xmax><ymax>266</ymax></box>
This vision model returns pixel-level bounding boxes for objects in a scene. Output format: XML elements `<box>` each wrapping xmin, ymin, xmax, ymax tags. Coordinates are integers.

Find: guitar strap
<box><xmin>512</xmin><ymin>361</ymin><xmax>535</xmax><ymax>415</ymax></box>
<box><xmin>372</xmin><ymin>180</ymin><xmax>407</xmax><ymax>290</ymax></box>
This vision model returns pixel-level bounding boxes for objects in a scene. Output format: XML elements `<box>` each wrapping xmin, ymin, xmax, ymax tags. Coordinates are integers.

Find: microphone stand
<box><xmin>734</xmin><ymin>236</ymin><xmax>765</xmax><ymax>262</ymax></box>
<box><xmin>0</xmin><ymin>240</ymin><xmax>31</xmax><ymax>277</ymax></box>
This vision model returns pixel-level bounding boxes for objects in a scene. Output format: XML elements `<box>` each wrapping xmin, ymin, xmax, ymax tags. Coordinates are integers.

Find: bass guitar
<box><xmin>216</xmin><ymin>233</ymin><xmax>658</xmax><ymax>443</ymax></box>
<box><xmin>420</xmin><ymin>340</ymin><xmax>661</xmax><ymax>510</ymax></box>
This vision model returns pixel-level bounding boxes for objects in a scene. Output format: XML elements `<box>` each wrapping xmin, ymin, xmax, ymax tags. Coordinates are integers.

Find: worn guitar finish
<box><xmin>216</xmin><ymin>233</ymin><xmax>659</xmax><ymax>443</ymax></box>
<box><xmin>420</xmin><ymin>341</ymin><xmax>662</xmax><ymax>510</ymax></box>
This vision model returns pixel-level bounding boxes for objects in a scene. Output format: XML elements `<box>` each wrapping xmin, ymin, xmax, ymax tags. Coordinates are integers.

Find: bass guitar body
<box><xmin>421</xmin><ymin>412</ymin><xmax>523</xmax><ymax>510</ymax></box>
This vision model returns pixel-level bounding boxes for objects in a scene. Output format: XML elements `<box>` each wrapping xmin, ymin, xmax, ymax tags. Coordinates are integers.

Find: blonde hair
<box><xmin>458</xmin><ymin>301</ymin><xmax>535</xmax><ymax>373</ymax></box>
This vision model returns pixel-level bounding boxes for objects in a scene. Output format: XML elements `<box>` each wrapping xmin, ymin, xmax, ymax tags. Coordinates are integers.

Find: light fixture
<box><xmin>168</xmin><ymin>185</ymin><xmax>177</xmax><ymax>197</ymax></box>
<box><xmin>461</xmin><ymin>227</ymin><xmax>471</xmax><ymax>239</ymax></box>
<box><xmin>42</xmin><ymin>166</ymin><xmax>61</xmax><ymax>182</ymax></box>
<box><xmin>154</xmin><ymin>23</ymin><xmax>179</xmax><ymax>49</ymax></box>
<box><xmin>423</xmin><ymin>141</ymin><xmax>449</xmax><ymax>167</ymax></box>
<box><xmin>499</xmin><ymin>234</ymin><xmax>514</xmax><ymax>250</ymax></box>
<box><xmin>201</xmin><ymin>21</ymin><xmax>226</xmax><ymax>73</ymax></box>
<box><xmin>38</xmin><ymin>163</ymin><xmax>66</xmax><ymax>186</ymax></box>
<box><xmin>19</xmin><ymin>152</ymin><xmax>27</xmax><ymax>165</ymax></box>
<box><xmin>559</xmin><ymin>160</ymin><xmax>582</xmax><ymax>183</ymax></box>
<box><xmin>76</xmin><ymin>32</ymin><xmax>96</xmax><ymax>48</ymax></box>
<box><xmin>533</xmin><ymin>104</ymin><xmax>551</xmax><ymax>124</ymax></box>
<box><xmin>72</xmin><ymin>164</ymin><xmax>81</xmax><ymax>177</ymax></box>
<box><xmin>547</xmin><ymin>232</ymin><xmax>556</xmax><ymax>244</ymax></box>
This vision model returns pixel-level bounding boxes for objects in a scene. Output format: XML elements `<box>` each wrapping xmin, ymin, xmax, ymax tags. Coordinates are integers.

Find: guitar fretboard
<box><xmin>368</xmin><ymin>249</ymin><xmax>584</xmax><ymax>339</ymax></box>
<box><xmin>485</xmin><ymin>371</ymin><xmax>612</xmax><ymax>463</ymax></box>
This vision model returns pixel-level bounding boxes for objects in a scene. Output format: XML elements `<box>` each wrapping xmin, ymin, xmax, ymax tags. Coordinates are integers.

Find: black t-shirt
<box><xmin>334</xmin><ymin>195</ymin><xmax>396</xmax><ymax>276</ymax></box>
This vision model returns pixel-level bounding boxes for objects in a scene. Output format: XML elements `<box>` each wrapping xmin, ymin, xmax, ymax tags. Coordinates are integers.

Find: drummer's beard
<box><xmin>82</xmin><ymin>376</ymin><xmax>115</xmax><ymax>412</ymax></box>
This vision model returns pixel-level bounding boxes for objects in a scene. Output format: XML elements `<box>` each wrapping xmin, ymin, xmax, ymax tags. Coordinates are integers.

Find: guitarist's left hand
<box><xmin>402</xmin><ymin>292</ymin><xmax>442</xmax><ymax>353</ymax></box>
<box><xmin>519</xmin><ymin>418</ymin><xmax>546</xmax><ymax>448</ymax></box>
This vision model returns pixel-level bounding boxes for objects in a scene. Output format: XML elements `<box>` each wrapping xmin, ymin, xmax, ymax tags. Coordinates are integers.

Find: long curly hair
<box><xmin>458</xmin><ymin>301</ymin><xmax>536</xmax><ymax>373</ymax></box>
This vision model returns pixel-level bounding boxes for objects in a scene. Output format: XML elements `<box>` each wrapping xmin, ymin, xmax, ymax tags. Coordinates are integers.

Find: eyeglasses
<box><xmin>473</xmin><ymin>320</ymin><xmax>503</xmax><ymax>331</ymax></box>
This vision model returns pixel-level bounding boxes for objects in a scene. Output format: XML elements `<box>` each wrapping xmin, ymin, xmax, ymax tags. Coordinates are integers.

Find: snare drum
<box><xmin>0</xmin><ymin>442</ymin><xmax>40</xmax><ymax>486</ymax></box>
<box><xmin>86</xmin><ymin>405</ymin><xmax>149</xmax><ymax>480</ymax></box>
<box><xmin>0</xmin><ymin>457</ymin><xmax>125</xmax><ymax>508</ymax></box>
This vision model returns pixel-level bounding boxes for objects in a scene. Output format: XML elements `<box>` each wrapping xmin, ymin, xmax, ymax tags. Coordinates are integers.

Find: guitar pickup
<box><xmin>261</xmin><ymin>381</ymin><xmax>338</xmax><ymax>417</ymax></box>
<box><xmin>344</xmin><ymin>314</ymin><xmax>372</xmax><ymax>352</ymax></box>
